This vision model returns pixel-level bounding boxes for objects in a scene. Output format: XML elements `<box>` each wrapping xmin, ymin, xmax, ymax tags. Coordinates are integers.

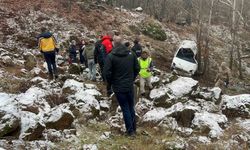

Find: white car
<box><xmin>171</xmin><ymin>40</ymin><xmax>198</xmax><ymax>76</ymax></box>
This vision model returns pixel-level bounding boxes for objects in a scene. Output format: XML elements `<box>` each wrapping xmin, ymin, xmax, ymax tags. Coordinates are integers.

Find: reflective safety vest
<box><xmin>138</xmin><ymin>57</ymin><xmax>152</xmax><ymax>78</ymax></box>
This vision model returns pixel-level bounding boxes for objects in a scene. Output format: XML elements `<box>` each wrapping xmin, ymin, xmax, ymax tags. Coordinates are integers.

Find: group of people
<box><xmin>38</xmin><ymin>28</ymin><xmax>155</xmax><ymax>137</ymax></box>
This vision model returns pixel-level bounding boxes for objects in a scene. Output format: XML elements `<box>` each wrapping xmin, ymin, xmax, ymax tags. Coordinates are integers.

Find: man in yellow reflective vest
<box><xmin>38</xmin><ymin>27</ymin><xmax>59</xmax><ymax>80</ymax></box>
<box><xmin>138</xmin><ymin>50</ymin><xmax>153</xmax><ymax>96</ymax></box>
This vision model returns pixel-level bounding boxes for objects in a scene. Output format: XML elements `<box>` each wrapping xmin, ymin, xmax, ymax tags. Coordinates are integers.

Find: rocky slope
<box><xmin>0</xmin><ymin>0</ymin><xmax>250</xmax><ymax>149</ymax></box>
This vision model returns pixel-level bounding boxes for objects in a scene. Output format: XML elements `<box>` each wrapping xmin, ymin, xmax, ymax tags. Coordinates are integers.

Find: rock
<box><xmin>191</xmin><ymin>87</ymin><xmax>222</xmax><ymax>104</ymax></box>
<box><xmin>191</xmin><ymin>112</ymin><xmax>228</xmax><ymax>139</ymax></box>
<box><xmin>20</xmin><ymin>112</ymin><xmax>45</xmax><ymax>141</ymax></box>
<box><xmin>99</xmin><ymin>131</ymin><xmax>111</xmax><ymax>140</ymax></box>
<box><xmin>1</xmin><ymin>56</ymin><xmax>14</xmax><ymax>66</ymax></box>
<box><xmin>99</xmin><ymin>100</ymin><xmax>110</xmax><ymax>112</ymax></box>
<box><xmin>68</xmin><ymin>63</ymin><xmax>82</xmax><ymax>75</ymax></box>
<box><xmin>151</xmin><ymin>76</ymin><xmax>160</xmax><ymax>87</ymax></box>
<box><xmin>83</xmin><ymin>144</ymin><xmax>98</xmax><ymax>150</ymax></box>
<box><xmin>158</xmin><ymin>117</ymin><xmax>178</xmax><ymax>131</ymax></box>
<box><xmin>221</xmin><ymin>94</ymin><xmax>250</xmax><ymax>118</ymax></box>
<box><xmin>43</xmin><ymin>129</ymin><xmax>77</xmax><ymax>142</ymax></box>
<box><xmin>143</xmin><ymin>102</ymin><xmax>200</xmax><ymax>126</ymax></box>
<box><xmin>0</xmin><ymin>110</ymin><xmax>20</xmax><ymax>137</ymax></box>
<box><xmin>167</xmin><ymin>77</ymin><xmax>198</xmax><ymax>98</ymax></box>
<box><xmin>176</xmin><ymin>127</ymin><xmax>193</xmax><ymax>137</ymax></box>
<box><xmin>135</xmin><ymin>98</ymin><xmax>153</xmax><ymax>117</ymax></box>
<box><xmin>63</xmin><ymin>79</ymin><xmax>101</xmax><ymax>118</ymax></box>
<box><xmin>44</xmin><ymin>104</ymin><xmax>74</xmax><ymax>130</ymax></box>
<box><xmin>21</xmin><ymin>104</ymin><xmax>39</xmax><ymax>114</ymax></box>
<box><xmin>23</xmin><ymin>52</ymin><xmax>36</xmax><ymax>70</ymax></box>
<box><xmin>150</xmin><ymin>87</ymin><xmax>171</xmax><ymax>108</ymax></box>
<box><xmin>164</xmin><ymin>138</ymin><xmax>187</xmax><ymax>150</ymax></box>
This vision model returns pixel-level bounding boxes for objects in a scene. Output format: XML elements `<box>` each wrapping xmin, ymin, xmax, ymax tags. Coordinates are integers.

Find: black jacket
<box><xmin>94</xmin><ymin>40</ymin><xmax>104</xmax><ymax>64</ymax></box>
<box><xmin>104</xmin><ymin>44</ymin><xmax>140</xmax><ymax>93</ymax></box>
<box><xmin>131</xmin><ymin>42</ymin><xmax>142</xmax><ymax>58</ymax></box>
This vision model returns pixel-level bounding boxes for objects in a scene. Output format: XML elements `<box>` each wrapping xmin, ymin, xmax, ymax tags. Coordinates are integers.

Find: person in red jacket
<box><xmin>101</xmin><ymin>35</ymin><xmax>113</xmax><ymax>56</ymax></box>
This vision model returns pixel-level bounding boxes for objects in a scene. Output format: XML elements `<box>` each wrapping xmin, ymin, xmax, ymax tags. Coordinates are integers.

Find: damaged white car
<box><xmin>171</xmin><ymin>40</ymin><xmax>198</xmax><ymax>76</ymax></box>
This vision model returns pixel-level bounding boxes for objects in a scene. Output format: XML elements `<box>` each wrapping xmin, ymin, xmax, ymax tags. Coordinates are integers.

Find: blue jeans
<box><xmin>44</xmin><ymin>51</ymin><xmax>57</xmax><ymax>75</ymax></box>
<box><xmin>115</xmin><ymin>91</ymin><xmax>136</xmax><ymax>134</ymax></box>
<box><xmin>88</xmin><ymin>59</ymin><xmax>96</xmax><ymax>80</ymax></box>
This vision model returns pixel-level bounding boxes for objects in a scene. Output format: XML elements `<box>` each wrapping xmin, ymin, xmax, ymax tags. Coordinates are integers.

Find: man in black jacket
<box><xmin>94</xmin><ymin>36</ymin><xmax>105</xmax><ymax>80</ymax></box>
<box><xmin>104</xmin><ymin>36</ymin><xmax>140</xmax><ymax>136</ymax></box>
<box><xmin>131</xmin><ymin>38</ymin><xmax>142</xmax><ymax>58</ymax></box>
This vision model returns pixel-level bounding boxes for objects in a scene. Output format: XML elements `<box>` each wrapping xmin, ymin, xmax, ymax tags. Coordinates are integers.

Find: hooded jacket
<box><xmin>131</xmin><ymin>41</ymin><xmax>142</xmax><ymax>58</ymax></box>
<box><xmin>101</xmin><ymin>36</ymin><xmax>113</xmax><ymax>54</ymax></box>
<box><xmin>104</xmin><ymin>43</ymin><xmax>140</xmax><ymax>93</ymax></box>
<box><xmin>38</xmin><ymin>32</ymin><xmax>57</xmax><ymax>52</ymax></box>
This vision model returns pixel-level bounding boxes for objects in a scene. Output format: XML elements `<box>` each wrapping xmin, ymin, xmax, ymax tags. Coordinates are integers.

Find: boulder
<box><xmin>192</xmin><ymin>87</ymin><xmax>222</xmax><ymax>104</ymax></box>
<box><xmin>68</xmin><ymin>63</ymin><xmax>82</xmax><ymax>75</ymax></box>
<box><xmin>191</xmin><ymin>112</ymin><xmax>228</xmax><ymax>139</ymax></box>
<box><xmin>166</xmin><ymin>77</ymin><xmax>198</xmax><ymax>98</ymax></box>
<box><xmin>23</xmin><ymin>52</ymin><xmax>36</xmax><ymax>70</ymax></box>
<box><xmin>44</xmin><ymin>104</ymin><xmax>74</xmax><ymax>130</ymax></box>
<box><xmin>20</xmin><ymin>112</ymin><xmax>45</xmax><ymax>141</ymax></box>
<box><xmin>221</xmin><ymin>94</ymin><xmax>250</xmax><ymax>118</ymax></box>
<box><xmin>150</xmin><ymin>87</ymin><xmax>171</xmax><ymax>108</ymax></box>
<box><xmin>135</xmin><ymin>98</ymin><xmax>153</xmax><ymax>117</ymax></box>
<box><xmin>0</xmin><ymin>110</ymin><xmax>20</xmax><ymax>137</ymax></box>
<box><xmin>143</xmin><ymin>102</ymin><xmax>200</xmax><ymax>126</ymax></box>
<box><xmin>1</xmin><ymin>56</ymin><xmax>14</xmax><ymax>66</ymax></box>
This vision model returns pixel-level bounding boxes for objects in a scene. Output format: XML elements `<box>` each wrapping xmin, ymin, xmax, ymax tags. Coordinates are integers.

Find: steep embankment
<box><xmin>0</xmin><ymin>0</ymin><xmax>250</xmax><ymax>149</ymax></box>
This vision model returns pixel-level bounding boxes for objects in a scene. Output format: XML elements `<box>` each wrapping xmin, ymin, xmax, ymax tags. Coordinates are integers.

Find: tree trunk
<box><xmin>229</xmin><ymin>0</ymin><xmax>237</xmax><ymax>69</ymax></box>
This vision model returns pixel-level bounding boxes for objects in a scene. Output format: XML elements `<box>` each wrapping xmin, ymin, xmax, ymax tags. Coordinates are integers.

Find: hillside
<box><xmin>0</xmin><ymin>0</ymin><xmax>250</xmax><ymax>149</ymax></box>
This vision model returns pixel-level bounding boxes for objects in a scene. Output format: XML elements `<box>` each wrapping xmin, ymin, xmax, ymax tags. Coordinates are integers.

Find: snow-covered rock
<box><xmin>20</xmin><ymin>111</ymin><xmax>45</xmax><ymax>140</ymax></box>
<box><xmin>44</xmin><ymin>104</ymin><xmax>74</xmax><ymax>130</ymax></box>
<box><xmin>167</xmin><ymin>77</ymin><xmax>198</xmax><ymax>98</ymax></box>
<box><xmin>143</xmin><ymin>102</ymin><xmax>200</xmax><ymax>126</ymax></box>
<box><xmin>83</xmin><ymin>144</ymin><xmax>98</xmax><ymax>150</ymax></box>
<box><xmin>0</xmin><ymin>110</ymin><xmax>20</xmax><ymax>137</ymax></box>
<box><xmin>135</xmin><ymin>98</ymin><xmax>153</xmax><ymax>117</ymax></box>
<box><xmin>222</xmin><ymin>94</ymin><xmax>250</xmax><ymax>118</ymax></box>
<box><xmin>63</xmin><ymin>79</ymin><xmax>101</xmax><ymax>118</ymax></box>
<box><xmin>192</xmin><ymin>112</ymin><xmax>228</xmax><ymax>139</ymax></box>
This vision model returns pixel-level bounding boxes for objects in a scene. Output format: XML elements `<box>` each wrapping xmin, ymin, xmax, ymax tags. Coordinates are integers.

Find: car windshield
<box><xmin>176</xmin><ymin>48</ymin><xmax>196</xmax><ymax>63</ymax></box>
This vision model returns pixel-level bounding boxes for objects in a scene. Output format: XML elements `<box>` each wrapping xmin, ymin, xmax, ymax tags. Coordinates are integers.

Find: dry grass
<box><xmin>55</xmin><ymin>122</ymin><xmax>177</xmax><ymax>150</ymax></box>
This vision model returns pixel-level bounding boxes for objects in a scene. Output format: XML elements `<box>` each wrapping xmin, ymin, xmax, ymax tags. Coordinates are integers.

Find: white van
<box><xmin>171</xmin><ymin>40</ymin><xmax>198</xmax><ymax>76</ymax></box>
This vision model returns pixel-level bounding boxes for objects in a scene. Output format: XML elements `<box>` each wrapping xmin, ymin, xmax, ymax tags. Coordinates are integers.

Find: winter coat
<box><xmin>69</xmin><ymin>45</ymin><xmax>77</xmax><ymax>54</ymax></box>
<box><xmin>84</xmin><ymin>45</ymin><xmax>96</xmax><ymax>61</ymax></box>
<box><xmin>94</xmin><ymin>40</ymin><xmax>104</xmax><ymax>64</ymax></box>
<box><xmin>101</xmin><ymin>36</ymin><xmax>113</xmax><ymax>54</ymax></box>
<box><xmin>38</xmin><ymin>32</ymin><xmax>57</xmax><ymax>52</ymax></box>
<box><xmin>104</xmin><ymin>43</ymin><xmax>140</xmax><ymax>93</ymax></box>
<box><xmin>131</xmin><ymin>42</ymin><xmax>142</xmax><ymax>58</ymax></box>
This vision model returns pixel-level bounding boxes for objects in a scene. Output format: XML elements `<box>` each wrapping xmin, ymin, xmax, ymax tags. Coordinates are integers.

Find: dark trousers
<box><xmin>44</xmin><ymin>51</ymin><xmax>57</xmax><ymax>75</ymax></box>
<box><xmin>70</xmin><ymin>52</ymin><xmax>77</xmax><ymax>63</ymax></box>
<box><xmin>115</xmin><ymin>91</ymin><xmax>136</xmax><ymax>134</ymax></box>
<box><xmin>98</xmin><ymin>62</ymin><xmax>104</xmax><ymax>80</ymax></box>
<box><xmin>79</xmin><ymin>50</ymin><xmax>85</xmax><ymax>64</ymax></box>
